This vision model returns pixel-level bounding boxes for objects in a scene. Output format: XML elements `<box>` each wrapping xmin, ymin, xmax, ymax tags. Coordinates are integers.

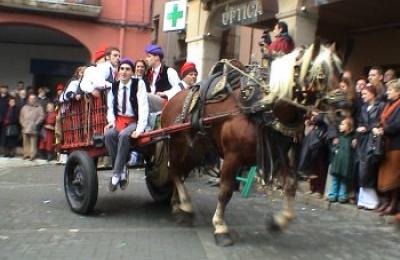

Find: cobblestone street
<box><xmin>0</xmin><ymin>163</ymin><xmax>399</xmax><ymax>260</ymax></box>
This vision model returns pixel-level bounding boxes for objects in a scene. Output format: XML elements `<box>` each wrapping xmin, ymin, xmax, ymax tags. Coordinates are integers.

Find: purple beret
<box><xmin>119</xmin><ymin>58</ymin><xmax>135</xmax><ymax>70</ymax></box>
<box><xmin>145</xmin><ymin>44</ymin><xmax>164</xmax><ymax>58</ymax></box>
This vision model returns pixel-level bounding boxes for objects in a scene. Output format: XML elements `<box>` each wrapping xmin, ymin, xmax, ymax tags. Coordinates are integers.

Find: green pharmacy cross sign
<box><xmin>167</xmin><ymin>4</ymin><xmax>183</xmax><ymax>27</ymax></box>
<box><xmin>163</xmin><ymin>0</ymin><xmax>187</xmax><ymax>32</ymax></box>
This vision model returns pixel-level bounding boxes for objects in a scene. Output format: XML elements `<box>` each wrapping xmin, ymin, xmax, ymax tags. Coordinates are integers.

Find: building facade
<box><xmin>150</xmin><ymin>0</ymin><xmax>187</xmax><ymax>70</ymax></box>
<box><xmin>186</xmin><ymin>0</ymin><xmax>400</xmax><ymax>80</ymax></box>
<box><xmin>0</xmin><ymin>0</ymin><xmax>153</xmax><ymax>91</ymax></box>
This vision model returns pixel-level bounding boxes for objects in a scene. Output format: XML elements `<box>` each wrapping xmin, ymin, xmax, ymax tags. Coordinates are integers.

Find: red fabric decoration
<box><xmin>115</xmin><ymin>115</ymin><xmax>136</xmax><ymax>132</ymax></box>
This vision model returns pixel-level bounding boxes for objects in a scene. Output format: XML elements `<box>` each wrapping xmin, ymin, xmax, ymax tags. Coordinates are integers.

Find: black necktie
<box><xmin>122</xmin><ymin>86</ymin><xmax>127</xmax><ymax>114</ymax></box>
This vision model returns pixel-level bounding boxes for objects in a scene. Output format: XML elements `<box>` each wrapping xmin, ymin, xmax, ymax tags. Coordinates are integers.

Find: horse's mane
<box><xmin>299</xmin><ymin>44</ymin><xmax>343</xmax><ymax>91</ymax></box>
<box><xmin>299</xmin><ymin>44</ymin><xmax>314</xmax><ymax>84</ymax></box>
<box><xmin>269</xmin><ymin>48</ymin><xmax>302</xmax><ymax>99</ymax></box>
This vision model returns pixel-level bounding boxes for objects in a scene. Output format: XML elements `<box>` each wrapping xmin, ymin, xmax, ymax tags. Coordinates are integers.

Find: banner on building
<box><xmin>163</xmin><ymin>0</ymin><xmax>187</xmax><ymax>32</ymax></box>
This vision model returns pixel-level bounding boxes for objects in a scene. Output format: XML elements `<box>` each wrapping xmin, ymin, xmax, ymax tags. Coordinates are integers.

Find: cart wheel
<box><xmin>145</xmin><ymin>175</ymin><xmax>173</xmax><ymax>204</ymax></box>
<box><xmin>145</xmin><ymin>162</ymin><xmax>173</xmax><ymax>204</ymax></box>
<box><xmin>64</xmin><ymin>151</ymin><xmax>98</xmax><ymax>215</ymax></box>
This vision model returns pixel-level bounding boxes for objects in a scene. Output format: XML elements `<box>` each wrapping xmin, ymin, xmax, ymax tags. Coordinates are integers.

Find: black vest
<box><xmin>152</xmin><ymin>65</ymin><xmax>172</xmax><ymax>93</ymax></box>
<box><xmin>111</xmin><ymin>79</ymin><xmax>139</xmax><ymax>118</ymax></box>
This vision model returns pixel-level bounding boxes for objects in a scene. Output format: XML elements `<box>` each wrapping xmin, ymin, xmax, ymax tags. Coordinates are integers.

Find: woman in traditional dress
<box><xmin>373</xmin><ymin>80</ymin><xmax>400</xmax><ymax>215</ymax></box>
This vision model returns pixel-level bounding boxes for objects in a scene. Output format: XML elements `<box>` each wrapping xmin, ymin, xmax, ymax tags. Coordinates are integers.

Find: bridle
<box><xmin>219</xmin><ymin>54</ymin><xmax>342</xmax><ymax>114</ymax></box>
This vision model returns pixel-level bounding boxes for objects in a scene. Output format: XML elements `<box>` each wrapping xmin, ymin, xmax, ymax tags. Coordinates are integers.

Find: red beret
<box><xmin>93</xmin><ymin>45</ymin><xmax>107</xmax><ymax>62</ymax></box>
<box><xmin>180</xmin><ymin>62</ymin><xmax>198</xmax><ymax>79</ymax></box>
<box><xmin>56</xmin><ymin>83</ymin><xmax>64</xmax><ymax>91</ymax></box>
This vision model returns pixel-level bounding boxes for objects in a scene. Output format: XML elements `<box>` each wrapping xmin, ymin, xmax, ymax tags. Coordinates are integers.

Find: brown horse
<box><xmin>159</xmin><ymin>43</ymin><xmax>343</xmax><ymax>246</ymax></box>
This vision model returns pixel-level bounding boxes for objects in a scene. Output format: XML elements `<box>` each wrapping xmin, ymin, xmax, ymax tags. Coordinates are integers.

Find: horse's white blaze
<box><xmin>212</xmin><ymin>203</ymin><xmax>229</xmax><ymax>234</ymax></box>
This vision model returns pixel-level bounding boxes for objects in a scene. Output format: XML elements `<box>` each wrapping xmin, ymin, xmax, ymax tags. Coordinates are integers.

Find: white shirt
<box><xmin>80</xmin><ymin>62</ymin><xmax>115</xmax><ymax>93</ymax></box>
<box><xmin>149</xmin><ymin>64</ymin><xmax>181</xmax><ymax>100</ymax></box>
<box><xmin>107</xmin><ymin>79</ymin><xmax>149</xmax><ymax>134</ymax></box>
<box><xmin>59</xmin><ymin>79</ymin><xmax>80</xmax><ymax>103</ymax></box>
<box><xmin>97</xmin><ymin>62</ymin><xmax>116</xmax><ymax>84</ymax></box>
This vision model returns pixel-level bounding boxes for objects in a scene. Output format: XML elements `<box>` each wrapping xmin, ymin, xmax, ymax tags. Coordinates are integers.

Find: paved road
<box><xmin>0</xmin><ymin>164</ymin><xmax>399</xmax><ymax>260</ymax></box>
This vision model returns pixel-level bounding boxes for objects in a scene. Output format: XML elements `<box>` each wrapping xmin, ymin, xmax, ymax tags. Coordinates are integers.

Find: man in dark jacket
<box><xmin>368</xmin><ymin>66</ymin><xmax>386</xmax><ymax>101</ymax></box>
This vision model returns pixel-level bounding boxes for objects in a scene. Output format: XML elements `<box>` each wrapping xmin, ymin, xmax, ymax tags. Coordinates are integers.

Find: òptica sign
<box><xmin>221</xmin><ymin>0</ymin><xmax>264</xmax><ymax>27</ymax></box>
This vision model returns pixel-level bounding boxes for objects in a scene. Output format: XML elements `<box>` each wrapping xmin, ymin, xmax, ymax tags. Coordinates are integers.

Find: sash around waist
<box><xmin>115</xmin><ymin>115</ymin><xmax>136</xmax><ymax>132</ymax></box>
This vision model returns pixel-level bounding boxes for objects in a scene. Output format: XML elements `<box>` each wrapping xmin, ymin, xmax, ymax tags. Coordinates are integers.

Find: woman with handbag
<box><xmin>355</xmin><ymin>84</ymin><xmax>385</xmax><ymax>210</ymax></box>
<box><xmin>373</xmin><ymin>79</ymin><xmax>400</xmax><ymax>215</ymax></box>
<box><xmin>2</xmin><ymin>97</ymin><xmax>19</xmax><ymax>157</ymax></box>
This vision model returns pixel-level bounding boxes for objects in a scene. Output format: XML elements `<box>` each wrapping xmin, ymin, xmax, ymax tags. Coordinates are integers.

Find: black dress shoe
<box><xmin>108</xmin><ymin>178</ymin><xmax>118</xmax><ymax>192</ymax></box>
<box><xmin>119</xmin><ymin>168</ymin><xmax>129</xmax><ymax>190</ymax></box>
<box><xmin>119</xmin><ymin>178</ymin><xmax>128</xmax><ymax>190</ymax></box>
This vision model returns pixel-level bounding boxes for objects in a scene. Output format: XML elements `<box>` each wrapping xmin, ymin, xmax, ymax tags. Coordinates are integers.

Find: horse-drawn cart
<box><xmin>60</xmin><ymin>92</ymin><xmax>170</xmax><ymax>215</ymax></box>
<box><xmin>59</xmin><ymin>47</ymin><xmax>345</xmax><ymax>245</ymax></box>
<box><xmin>60</xmin><ymin>92</ymin><xmax>225</xmax><ymax>215</ymax></box>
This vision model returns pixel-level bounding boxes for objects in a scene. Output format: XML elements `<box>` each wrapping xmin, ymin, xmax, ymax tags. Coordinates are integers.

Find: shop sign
<box><xmin>220</xmin><ymin>0</ymin><xmax>264</xmax><ymax>27</ymax></box>
<box><xmin>163</xmin><ymin>0</ymin><xmax>187</xmax><ymax>32</ymax></box>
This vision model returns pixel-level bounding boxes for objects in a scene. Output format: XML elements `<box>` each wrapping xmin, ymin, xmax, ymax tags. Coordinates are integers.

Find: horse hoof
<box><xmin>267</xmin><ymin>215</ymin><xmax>284</xmax><ymax>233</ymax></box>
<box><xmin>174</xmin><ymin>210</ymin><xmax>194</xmax><ymax>226</ymax></box>
<box><xmin>214</xmin><ymin>233</ymin><xmax>234</xmax><ymax>247</ymax></box>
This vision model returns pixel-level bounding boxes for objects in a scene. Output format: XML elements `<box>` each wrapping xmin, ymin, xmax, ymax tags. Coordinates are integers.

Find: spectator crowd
<box><xmin>299</xmin><ymin>67</ymin><xmax>400</xmax><ymax>220</ymax></box>
<box><xmin>0</xmin><ymin>82</ymin><xmax>60</xmax><ymax>161</ymax></box>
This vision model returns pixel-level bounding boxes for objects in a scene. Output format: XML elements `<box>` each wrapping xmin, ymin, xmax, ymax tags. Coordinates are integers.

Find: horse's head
<box><xmin>299</xmin><ymin>42</ymin><xmax>343</xmax><ymax>106</ymax></box>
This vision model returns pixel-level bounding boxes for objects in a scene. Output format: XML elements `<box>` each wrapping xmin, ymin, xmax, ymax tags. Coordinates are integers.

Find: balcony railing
<box><xmin>0</xmin><ymin>0</ymin><xmax>102</xmax><ymax>18</ymax></box>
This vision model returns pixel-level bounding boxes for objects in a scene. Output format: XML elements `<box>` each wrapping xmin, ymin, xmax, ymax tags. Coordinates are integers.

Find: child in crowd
<box><xmin>39</xmin><ymin>102</ymin><xmax>57</xmax><ymax>161</ymax></box>
<box><xmin>328</xmin><ymin>117</ymin><xmax>354</xmax><ymax>203</ymax></box>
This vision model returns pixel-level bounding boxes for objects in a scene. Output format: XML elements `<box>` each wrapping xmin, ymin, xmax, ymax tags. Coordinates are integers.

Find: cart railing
<box><xmin>60</xmin><ymin>91</ymin><xmax>107</xmax><ymax>151</ymax></box>
<box><xmin>60</xmin><ymin>88</ymin><xmax>238</xmax><ymax>155</ymax></box>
